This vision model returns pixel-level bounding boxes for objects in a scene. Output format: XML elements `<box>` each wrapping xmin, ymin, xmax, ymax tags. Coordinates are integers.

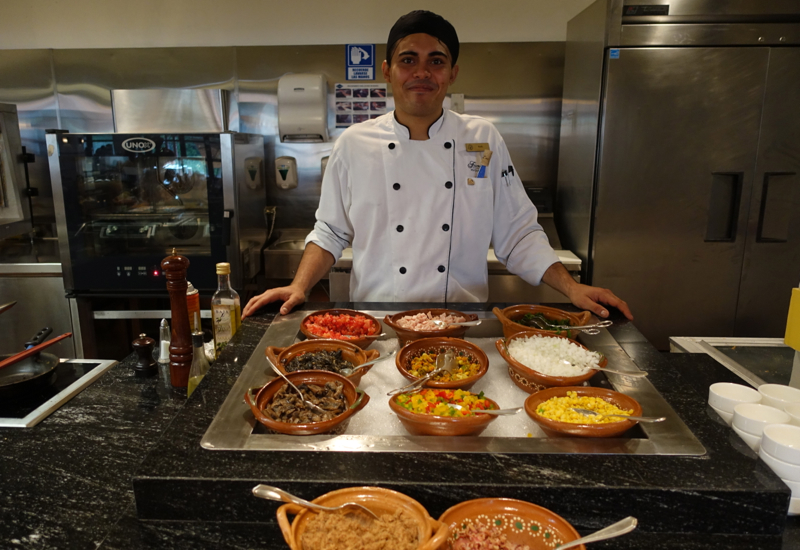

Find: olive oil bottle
<box><xmin>211</xmin><ymin>262</ymin><xmax>241</xmax><ymax>358</ymax></box>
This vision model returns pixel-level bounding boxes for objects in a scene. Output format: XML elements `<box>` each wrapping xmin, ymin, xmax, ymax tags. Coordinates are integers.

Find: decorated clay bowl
<box><xmin>244</xmin><ymin>370</ymin><xmax>368</xmax><ymax>436</ymax></box>
<box><xmin>395</xmin><ymin>337</ymin><xmax>489</xmax><ymax>391</ymax></box>
<box><xmin>524</xmin><ymin>386</ymin><xmax>643</xmax><ymax>438</ymax></box>
<box><xmin>388</xmin><ymin>392</ymin><xmax>500</xmax><ymax>436</ymax></box>
<box><xmin>384</xmin><ymin>308</ymin><xmax>479</xmax><ymax>346</ymax></box>
<box><xmin>492</xmin><ymin>305</ymin><xmax>591</xmax><ymax>339</ymax></box>
<box><xmin>495</xmin><ymin>330</ymin><xmax>605</xmax><ymax>394</ymax></box>
<box><xmin>438</xmin><ymin>497</ymin><xmax>584</xmax><ymax>550</ymax></box>
<box><xmin>275</xmin><ymin>486</ymin><xmax>449</xmax><ymax>550</ymax></box>
<box><xmin>299</xmin><ymin>308</ymin><xmax>382</xmax><ymax>349</ymax></box>
<box><xmin>266</xmin><ymin>339</ymin><xmax>381</xmax><ymax>386</ymax></box>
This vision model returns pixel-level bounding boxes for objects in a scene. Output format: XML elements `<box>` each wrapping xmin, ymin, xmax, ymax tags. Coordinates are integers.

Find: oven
<box><xmin>47</xmin><ymin>132</ymin><xmax>265</xmax><ymax>294</ymax></box>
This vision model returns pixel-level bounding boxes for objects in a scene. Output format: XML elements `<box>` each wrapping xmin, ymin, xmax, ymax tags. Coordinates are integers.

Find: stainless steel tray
<box><xmin>202</xmin><ymin>311</ymin><xmax>705</xmax><ymax>455</ymax></box>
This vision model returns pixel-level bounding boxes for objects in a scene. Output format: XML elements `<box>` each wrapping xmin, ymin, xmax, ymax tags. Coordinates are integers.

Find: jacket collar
<box><xmin>391</xmin><ymin>109</ymin><xmax>447</xmax><ymax>140</ymax></box>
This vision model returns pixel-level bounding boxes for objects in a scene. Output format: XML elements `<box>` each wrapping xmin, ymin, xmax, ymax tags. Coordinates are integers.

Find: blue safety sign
<box><xmin>346</xmin><ymin>44</ymin><xmax>376</xmax><ymax>81</ymax></box>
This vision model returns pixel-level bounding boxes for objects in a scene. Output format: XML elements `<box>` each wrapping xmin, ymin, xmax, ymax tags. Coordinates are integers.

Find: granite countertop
<box><xmin>2</xmin><ymin>303</ymin><xmax>799</xmax><ymax>550</ymax></box>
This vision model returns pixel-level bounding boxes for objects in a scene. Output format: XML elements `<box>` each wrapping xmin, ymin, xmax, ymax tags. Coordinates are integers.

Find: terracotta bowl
<box><xmin>388</xmin><ymin>392</ymin><xmax>500</xmax><ymax>436</ymax></box>
<box><xmin>275</xmin><ymin>486</ymin><xmax>449</xmax><ymax>550</ymax></box>
<box><xmin>524</xmin><ymin>386</ymin><xmax>643</xmax><ymax>438</ymax></box>
<box><xmin>384</xmin><ymin>308</ymin><xmax>479</xmax><ymax>346</ymax></box>
<box><xmin>495</xmin><ymin>331</ymin><xmax>605</xmax><ymax>394</ymax></box>
<box><xmin>244</xmin><ymin>370</ymin><xmax>369</xmax><ymax>436</ymax></box>
<box><xmin>395</xmin><ymin>337</ymin><xmax>489</xmax><ymax>391</ymax></box>
<box><xmin>438</xmin><ymin>497</ymin><xmax>584</xmax><ymax>550</ymax></box>
<box><xmin>299</xmin><ymin>308</ymin><xmax>382</xmax><ymax>349</ymax></box>
<box><xmin>266</xmin><ymin>339</ymin><xmax>381</xmax><ymax>386</ymax></box>
<box><xmin>493</xmin><ymin>305</ymin><xmax>591</xmax><ymax>339</ymax></box>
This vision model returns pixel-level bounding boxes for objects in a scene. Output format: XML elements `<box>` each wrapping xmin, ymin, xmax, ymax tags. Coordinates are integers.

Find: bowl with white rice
<box><xmin>384</xmin><ymin>308</ymin><xmax>479</xmax><ymax>346</ymax></box>
<box><xmin>495</xmin><ymin>331</ymin><xmax>606</xmax><ymax>393</ymax></box>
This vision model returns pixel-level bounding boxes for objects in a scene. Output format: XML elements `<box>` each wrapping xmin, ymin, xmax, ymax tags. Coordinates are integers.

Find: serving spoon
<box><xmin>387</xmin><ymin>349</ymin><xmax>457</xmax><ymax>396</ymax></box>
<box><xmin>252</xmin><ymin>484</ymin><xmax>380</xmax><ymax>520</ymax></box>
<box><xmin>561</xmin><ymin>360</ymin><xmax>648</xmax><ymax>378</ymax></box>
<box><xmin>339</xmin><ymin>350</ymin><xmax>397</xmax><ymax>376</ymax></box>
<box><xmin>431</xmin><ymin>319</ymin><xmax>482</xmax><ymax>329</ymax></box>
<box><xmin>265</xmin><ymin>356</ymin><xmax>326</xmax><ymax>415</ymax></box>
<box><xmin>571</xmin><ymin>407</ymin><xmax>666</xmax><ymax>423</ymax></box>
<box><xmin>452</xmin><ymin>404</ymin><xmax>522</xmax><ymax>415</ymax></box>
<box><xmin>555</xmin><ymin>516</ymin><xmax>638</xmax><ymax>550</ymax></box>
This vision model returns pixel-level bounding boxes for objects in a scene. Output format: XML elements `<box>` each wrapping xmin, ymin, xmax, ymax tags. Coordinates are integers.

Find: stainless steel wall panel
<box><xmin>736</xmin><ymin>48</ymin><xmax>800</xmax><ymax>337</ymax></box>
<box><xmin>619</xmin><ymin>23</ymin><xmax>800</xmax><ymax>46</ymax></box>
<box><xmin>592</xmin><ymin>47</ymin><xmax>768</xmax><ymax>349</ymax></box>
<box><xmin>112</xmin><ymin>89</ymin><xmax>228</xmax><ymax>133</ymax></box>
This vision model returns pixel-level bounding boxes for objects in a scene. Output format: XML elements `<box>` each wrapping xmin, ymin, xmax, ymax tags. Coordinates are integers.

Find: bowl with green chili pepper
<box><xmin>492</xmin><ymin>305</ymin><xmax>591</xmax><ymax>339</ymax></box>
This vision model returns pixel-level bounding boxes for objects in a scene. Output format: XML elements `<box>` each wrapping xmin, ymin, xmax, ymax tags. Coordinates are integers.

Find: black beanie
<box><xmin>386</xmin><ymin>10</ymin><xmax>459</xmax><ymax>66</ymax></box>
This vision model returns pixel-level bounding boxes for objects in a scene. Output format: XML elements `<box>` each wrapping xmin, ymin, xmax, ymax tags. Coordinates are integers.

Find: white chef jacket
<box><xmin>306</xmin><ymin>109</ymin><xmax>560</xmax><ymax>302</ymax></box>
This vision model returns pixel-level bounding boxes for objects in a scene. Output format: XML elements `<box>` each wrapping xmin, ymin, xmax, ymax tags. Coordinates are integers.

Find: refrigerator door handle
<box><xmin>705</xmin><ymin>172</ymin><xmax>743</xmax><ymax>242</ymax></box>
<box><xmin>756</xmin><ymin>172</ymin><xmax>796</xmax><ymax>243</ymax></box>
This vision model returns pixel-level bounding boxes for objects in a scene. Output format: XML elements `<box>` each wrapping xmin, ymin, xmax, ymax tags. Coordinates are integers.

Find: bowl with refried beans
<box><xmin>274</xmin><ymin>486</ymin><xmax>449</xmax><ymax>550</ymax></box>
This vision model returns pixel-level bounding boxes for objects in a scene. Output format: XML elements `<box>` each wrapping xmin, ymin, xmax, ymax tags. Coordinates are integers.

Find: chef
<box><xmin>243</xmin><ymin>10</ymin><xmax>632</xmax><ymax>321</ymax></box>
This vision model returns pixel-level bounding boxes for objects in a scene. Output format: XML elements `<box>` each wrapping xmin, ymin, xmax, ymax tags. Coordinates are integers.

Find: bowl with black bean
<box><xmin>267</xmin><ymin>339</ymin><xmax>381</xmax><ymax>386</ymax></box>
<box><xmin>245</xmin><ymin>370</ymin><xmax>369</xmax><ymax>436</ymax></box>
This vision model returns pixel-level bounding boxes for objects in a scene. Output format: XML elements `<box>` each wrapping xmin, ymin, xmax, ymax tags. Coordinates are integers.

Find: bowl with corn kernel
<box><xmin>524</xmin><ymin>387</ymin><xmax>643</xmax><ymax>437</ymax></box>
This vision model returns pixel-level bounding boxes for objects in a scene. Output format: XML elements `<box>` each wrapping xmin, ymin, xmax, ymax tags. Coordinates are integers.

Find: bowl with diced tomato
<box><xmin>300</xmin><ymin>309</ymin><xmax>382</xmax><ymax>349</ymax></box>
<box><xmin>396</xmin><ymin>337</ymin><xmax>489</xmax><ymax>391</ymax></box>
<box><xmin>388</xmin><ymin>388</ymin><xmax>500</xmax><ymax>436</ymax></box>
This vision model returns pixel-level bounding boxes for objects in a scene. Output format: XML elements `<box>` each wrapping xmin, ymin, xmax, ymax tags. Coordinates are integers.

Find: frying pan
<box><xmin>0</xmin><ymin>328</ymin><xmax>61</xmax><ymax>400</ymax></box>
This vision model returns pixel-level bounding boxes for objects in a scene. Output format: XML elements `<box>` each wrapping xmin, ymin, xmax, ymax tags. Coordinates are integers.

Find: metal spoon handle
<box><xmin>387</xmin><ymin>370</ymin><xmax>440</xmax><ymax>396</ymax></box>
<box><xmin>356</xmin><ymin>350</ymin><xmax>396</xmax><ymax>370</ymax></box>
<box><xmin>253</xmin><ymin>484</ymin><xmax>323</xmax><ymax>510</ymax></box>
<box><xmin>477</xmin><ymin>407</ymin><xmax>522</xmax><ymax>415</ymax></box>
<box><xmin>590</xmin><ymin>366</ymin><xmax>648</xmax><ymax>378</ymax></box>
<box><xmin>265</xmin><ymin>358</ymin><xmax>326</xmax><ymax>414</ymax></box>
<box><xmin>555</xmin><ymin>516</ymin><xmax>638</xmax><ymax>550</ymax></box>
<box><xmin>611</xmin><ymin>414</ymin><xmax>666</xmax><ymax>423</ymax></box>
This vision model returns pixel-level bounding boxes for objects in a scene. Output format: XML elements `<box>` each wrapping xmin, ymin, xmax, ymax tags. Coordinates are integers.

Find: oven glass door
<box><xmin>58</xmin><ymin>134</ymin><xmax>225</xmax><ymax>292</ymax></box>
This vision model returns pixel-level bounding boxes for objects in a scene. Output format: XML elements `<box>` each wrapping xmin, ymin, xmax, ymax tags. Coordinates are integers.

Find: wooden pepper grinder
<box><xmin>161</xmin><ymin>249</ymin><xmax>192</xmax><ymax>388</ymax></box>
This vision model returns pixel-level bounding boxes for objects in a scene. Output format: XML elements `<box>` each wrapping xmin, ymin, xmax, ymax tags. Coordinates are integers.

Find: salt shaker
<box><xmin>132</xmin><ymin>333</ymin><xmax>158</xmax><ymax>377</ymax></box>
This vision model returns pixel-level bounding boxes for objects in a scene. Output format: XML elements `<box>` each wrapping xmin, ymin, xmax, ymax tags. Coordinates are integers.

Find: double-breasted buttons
<box><xmin>396</xmin><ymin>225</ymin><xmax>404</xmax><ymax>232</ymax></box>
<box><xmin>393</xmin><ymin>183</ymin><xmax>401</xmax><ymax>190</ymax></box>
<box><xmin>388</xmin><ymin>143</ymin><xmax>396</xmax><ymax>150</ymax></box>
<box><xmin>442</xmin><ymin>224</ymin><xmax>450</xmax><ymax>232</ymax></box>
<box><xmin>445</xmin><ymin>181</ymin><xmax>453</xmax><ymax>189</ymax></box>
<box><xmin>438</xmin><ymin>265</ymin><xmax>446</xmax><ymax>273</ymax></box>
<box><xmin>399</xmin><ymin>267</ymin><xmax>407</xmax><ymax>274</ymax></box>
<box><xmin>444</xmin><ymin>142</ymin><xmax>452</xmax><ymax>149</ymax></box>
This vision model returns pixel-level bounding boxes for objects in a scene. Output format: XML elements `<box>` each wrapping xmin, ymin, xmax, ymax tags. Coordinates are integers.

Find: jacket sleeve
<box><xmin>305</xmin><ymin>140</ymin><xmax>354</xmax><ymax>261</ymax></box>
<box><xmin>488</xmin><ymin>132</ymin><xmax>560</xmax><ymax>286</ymax></box>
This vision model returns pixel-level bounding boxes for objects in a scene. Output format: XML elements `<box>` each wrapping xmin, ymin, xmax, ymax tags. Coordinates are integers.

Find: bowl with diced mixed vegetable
<box><xmin>438</xmin><ymin>497</ymin><xmax>585</xmax><ymax>550</ymax></box>
<box><xmin>396</xmin><ymin>337</ymin><xmax>489</xmax><ymax>391</ymax></box>
<box><xmin>389</xmin><ymin>388</ymin><xmax>500</xmax><ymax>436</ymax></box>
<box><xmin>300</xmin><ymin>309</ymin><xmax>382</xmax><ymax>349</ymax></box>
<box><xmin>384</xmin><ymin>308</ymin><xmax>479</xmax><ymax>346</ymax></box>
<box><xmin>266</xmin><ymin>339</ymin><xmax>381</xmax><ymax>386</ymax></box>
<box><xmin>492</xmin><ymin>305</ymin><xmax>591</xmax><ymax>339</ymax></box>
<box><xmin>496</xmin><ymin>331</ymin><xmax>606</xmax><ymax>393</ymax></box>
<box><xmin>524</xmin><ymin>386</ymin><xmax>643</xmax><ymax>438</ymax></box>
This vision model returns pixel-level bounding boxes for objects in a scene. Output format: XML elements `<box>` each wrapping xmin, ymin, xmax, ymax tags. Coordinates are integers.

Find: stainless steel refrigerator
<box><xmin>557</xmin><ymin>0</ymin><xmax>800</xmax><ymax>349</ymax></box>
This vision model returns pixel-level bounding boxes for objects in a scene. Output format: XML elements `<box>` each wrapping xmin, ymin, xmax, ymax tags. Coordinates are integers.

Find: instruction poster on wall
<box><xmin>334</xmin><ymin>83</ymin><xmax>389</xmax><ymax>128</ymax></box>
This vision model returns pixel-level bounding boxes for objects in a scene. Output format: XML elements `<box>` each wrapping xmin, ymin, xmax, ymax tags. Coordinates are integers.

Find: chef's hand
<box><xmin>567</xmin><ymin>283</ymin><xmax>634</xmax><ymax>321</ymax></box>
<box><xmin>541</xmin><ymin>262</ymin><xmax>633</xmax><ymax>321</ymax></box>
<box><xmin>241</xmin><ymin>284</ymin><xmax>306</xmax><ymax>319</ymax></box>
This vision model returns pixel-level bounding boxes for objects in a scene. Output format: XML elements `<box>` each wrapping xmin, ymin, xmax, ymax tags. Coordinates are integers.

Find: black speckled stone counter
<box><xmin>3</xmin><ymin>302</ymin><xmax>800</xmax><ymax>550</ymax></box>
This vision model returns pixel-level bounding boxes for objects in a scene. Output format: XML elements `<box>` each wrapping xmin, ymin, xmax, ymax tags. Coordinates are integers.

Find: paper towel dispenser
<box><xmin>278</xmin><ymin>74</ymin><xmax>329</xmax><ymax>143</ymax></box>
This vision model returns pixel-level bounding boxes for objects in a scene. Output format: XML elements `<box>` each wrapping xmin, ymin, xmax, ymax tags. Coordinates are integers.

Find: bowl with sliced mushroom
<box><xmin>245</xmin><ymin>371</ymin><xmax>369</xmax><ymax>435</ymax></box>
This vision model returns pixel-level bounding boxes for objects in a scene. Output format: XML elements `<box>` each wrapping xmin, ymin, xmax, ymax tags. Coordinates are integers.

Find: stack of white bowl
<box><xmin>709</xmin><ymin>382</ymin><xmax>800</xmax><ymax>515</ymax></box>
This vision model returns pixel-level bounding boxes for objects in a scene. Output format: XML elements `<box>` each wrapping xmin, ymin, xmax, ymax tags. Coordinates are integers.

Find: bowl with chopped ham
<box><xmin>438</xmin><ymin>498</ymin><xmax>585</xmax><ymax>550</ymax></box>
<box><xmin>384</xmin><ymin>308</ymin><xmax>479</xmax><ymax>346</ymax></box>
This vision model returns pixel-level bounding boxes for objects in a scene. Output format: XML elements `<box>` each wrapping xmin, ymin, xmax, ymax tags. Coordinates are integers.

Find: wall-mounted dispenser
<box><xmin>275</xmin><ymin>156</ymin><xmax>298</xmax><ymax>189</ymax></box>
<box><xmin>277</xmin><ymin>73</ymin><xmax>329</xmax><ymax>143</ymax></box>
<box><xmin>244</xmin><ymin>157</ymin><xmax>263</xmax><ymax>190</ymax></box>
